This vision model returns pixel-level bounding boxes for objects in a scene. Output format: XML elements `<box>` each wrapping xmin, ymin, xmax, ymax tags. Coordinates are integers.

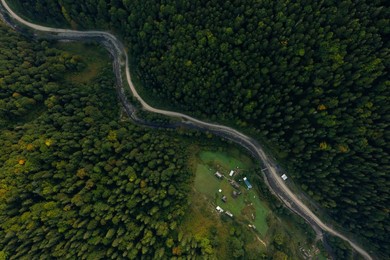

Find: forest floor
<box><xmin>55</xmin><ymin>42</ymin><xmax>109</xmax><ymax>84</ymax></box>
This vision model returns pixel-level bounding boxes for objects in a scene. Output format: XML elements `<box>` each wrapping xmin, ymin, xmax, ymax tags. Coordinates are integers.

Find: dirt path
<box><xmin>255</xmin><ymin>235</ymin><xmax>267</xmax><ymax>247</ymax></box>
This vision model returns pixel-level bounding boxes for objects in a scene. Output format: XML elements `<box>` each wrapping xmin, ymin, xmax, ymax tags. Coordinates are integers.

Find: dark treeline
<box><xmin>0</xmin><ymin>23</ymin><xmax>218</xmax><ymax>259</ymax></box>
<box><xmin>7</xmin><ymin>0</ymin><xmax>390</xmax><ymax>256</ymax></box>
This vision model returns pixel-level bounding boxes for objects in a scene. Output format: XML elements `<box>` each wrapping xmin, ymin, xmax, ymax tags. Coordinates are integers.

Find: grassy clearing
<box><xmin>55</xmin><ymin>42</ymin><xmax>110</xmax><ymax>84</ymax></box>
<box><xmin>193</xmin><ymin>150</ymin><xmax>269</xmax><ymax>236</ymax></box>
<box><xmin>184</xmin><ymin>147</ymin><xmax>328</xmax><ymax>258</ymax></box>
<box><xmin>199</xmin><ymin>150</ymin><xmax>253</xmax><ymax>171</ymax></box>
<box><xmin>193</xmin><ymin>164</ymin><xmax>220</xmax><ymax>197</ymax></box>
<box><xmin>181</xmin><ymin>147</ymin><xmax>274</xmax><ymax>257</ymax></box>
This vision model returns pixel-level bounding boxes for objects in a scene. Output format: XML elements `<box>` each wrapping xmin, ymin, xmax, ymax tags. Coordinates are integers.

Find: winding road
<box><xmin>0</xmin><ymin>1</ymin><xmax>373</xmax><ymax>259</ymax></box>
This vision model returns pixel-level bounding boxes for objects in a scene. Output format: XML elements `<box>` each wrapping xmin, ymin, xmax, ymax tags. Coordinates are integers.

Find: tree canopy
<box><xmin>0</xmin><ymin>23</ymin><xmax>205</xmax><ymax>259</ymax></box>
<box><xmin>6</xmin><ymin>0</ymin><xmax>390</xmax><ymax>257</ymax></box>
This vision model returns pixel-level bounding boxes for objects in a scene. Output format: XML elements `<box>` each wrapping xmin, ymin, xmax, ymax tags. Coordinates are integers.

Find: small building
<box><xmin>248</xmin><ymin>224</ymin><xmax>256</xmax><ymax>230</ymax></box>
<box><xmin>225</xmin><ymin>211</ymin><xmax>233</xmax><ymax>218</ymax></box>
<box><xmin>221</xmin><ymin>195</ymin><xmax>227</xmax><ymax>203</ymax></box>
<box><xmin>229</xmin><ymin>170</ymin><xmax>235</xmax><ymax>177</ymax></box>
<box><xmin>243</xmin><ymin>177</ymin><xmax>252</xmax><ymax>189</ymax></box>
<box><xmin>229</xmin><ymin>180</ymin><xmax>240</xmax><ymax>189</ymax></box>
<box><xmin>216</xmin><ymin>206</ymin><xmax>224</xmax><ymax>213</ymax></box>
<box><xmin>215</xmin><ymin>171</ymin><xmax>223</xmax><ymax>179</ymax></box>
<box><xmin>281</xmin><ymin>174</ymin><xmax>288</xmax><ymax>181</ymax></box>
<box><xmin>232</xmin><ymin>190</ymin><xmax>242</xmax><ymax>198</ymax></box>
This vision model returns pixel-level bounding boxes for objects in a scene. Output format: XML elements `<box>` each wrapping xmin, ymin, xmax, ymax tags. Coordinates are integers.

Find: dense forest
<box><xmin>0</xmin><ymin>21</ymin><xmax>312</xmax><ymax>259</ymax></box>
<box><xmin>4</xmin><ymin>0</ymin><xmax>390</xmax><ymax>257</ymax></box>
<box><xmin>0</xmin><ymin>23</ymin><xmax>226</xmax><ymax>258</ymax></box>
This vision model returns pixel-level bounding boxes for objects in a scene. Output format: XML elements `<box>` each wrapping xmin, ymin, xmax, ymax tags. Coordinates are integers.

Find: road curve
<box><xmin>0</xmin><ymin>1</ymin><xmax>373</xmax><ymax>259</ymax></box>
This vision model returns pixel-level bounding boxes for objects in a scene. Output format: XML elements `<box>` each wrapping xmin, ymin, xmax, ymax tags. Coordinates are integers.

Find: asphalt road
<box><xmin>0</xmin><ymin>1</ymin><xmax>373</xmax><ymax>259</ymax></box>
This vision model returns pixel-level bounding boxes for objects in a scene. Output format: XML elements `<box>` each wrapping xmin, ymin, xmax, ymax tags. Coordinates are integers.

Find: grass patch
<box><xmin>193</xmin><ymin>150</ymin><xmax>269</xmax><ymax>236</ymax></box>
<box><xmin>183</xmin><ymin>146</ymin><xmax>328</xmax><ymax>258</ymax></box>
<box><xmin>55</xmin><ymin>42</ymin><xmax>110</xmax><ymax>84</ymax></box>
<box><xmin>181</xmin><ymin>146</ymin><xmax>303</xmax><ymax>257</ymax></box>
<box><xmin>199</xmin><ymin>150</ymin><xmax>253</xmax><ymax>171</ymax></box>
<box><xmin>193</xmin><ymin>164</ymin><xmax>220</xmax><ymax>197</ymax></box>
